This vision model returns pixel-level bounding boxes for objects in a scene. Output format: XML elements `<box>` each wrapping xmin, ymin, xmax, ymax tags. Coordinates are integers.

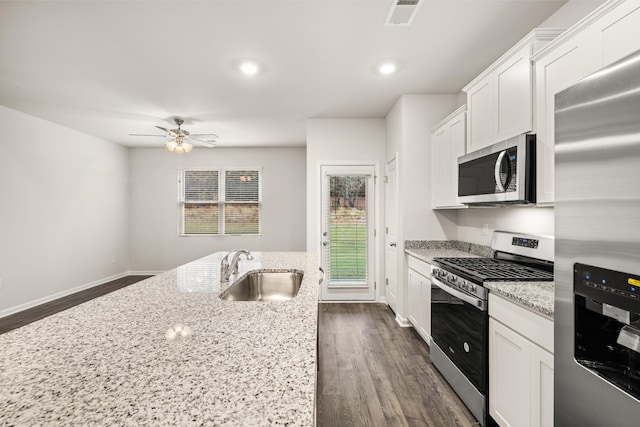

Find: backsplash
<box><xmin>405</xmin><ymin>240</ymin><xmax>494</xmax><ymax>258</ymax></box>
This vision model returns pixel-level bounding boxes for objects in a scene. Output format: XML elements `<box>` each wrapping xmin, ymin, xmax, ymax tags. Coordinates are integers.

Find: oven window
<box><xmin>431</xmin><ymin>285</ymin><xmax>488</xmax><ymax>392</ymax></box>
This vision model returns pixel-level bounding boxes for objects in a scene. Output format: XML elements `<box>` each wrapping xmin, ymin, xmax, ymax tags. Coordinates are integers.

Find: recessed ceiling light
<box><xmin>378</xmin><ymin>62</ymin><xmax>397</xmax><ymax>75</ymax></box>
<box><xmin>239</xmin><ymin>61</ymin><xmax>259</xmax><ymax>76</ymax></box>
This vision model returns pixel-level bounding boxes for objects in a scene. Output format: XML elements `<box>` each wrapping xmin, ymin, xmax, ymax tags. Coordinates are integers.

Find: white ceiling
<box><xmin>0</xmin><ymin>0</ymin><xmax>567</xmax><ymax>148</ymax></box>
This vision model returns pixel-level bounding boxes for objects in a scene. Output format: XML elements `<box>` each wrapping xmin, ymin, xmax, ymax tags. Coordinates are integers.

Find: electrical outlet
<box><xmin>111</xmin><ymin>255</ymin><xmax>116</xmax><ymax>264</ymax></box>
<box><xmin>482</xmin><ymin>224</ymin><xmax>489</xmax><ymax>236</ymax></box>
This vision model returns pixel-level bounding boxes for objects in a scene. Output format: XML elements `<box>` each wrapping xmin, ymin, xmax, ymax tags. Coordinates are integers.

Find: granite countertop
<box><xmin>485</xmin><ymin>281</ymin><xmax>555</xmax><ymax>319</ymax></box>
<box><xmin>0</xmin><ymin>252</ymin><xmax>319</xmax><ymax>426</ymax></box>
<box><xmin>404</xmin><ymin>240</ymin><xmax>493</xmax><ymax>264</ymax></box>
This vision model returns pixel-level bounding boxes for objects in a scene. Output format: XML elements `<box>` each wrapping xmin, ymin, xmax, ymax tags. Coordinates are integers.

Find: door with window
<box><xmin>320</xmin><ymin>164</ymin><xmax>376</xmax><ymax>301</ymax></box>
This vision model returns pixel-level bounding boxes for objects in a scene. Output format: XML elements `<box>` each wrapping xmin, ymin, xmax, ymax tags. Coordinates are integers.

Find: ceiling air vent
<box><xmin>384</xmin><ymin>0</ymin><xmax>423</xmax><ymax>26</ymax></box>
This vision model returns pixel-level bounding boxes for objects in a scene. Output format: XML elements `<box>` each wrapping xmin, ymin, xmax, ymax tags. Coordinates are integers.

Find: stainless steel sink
<box><xmin>219</xmin><ymin>270</ymin><xmax>304</xmax><ymax>302</ymax></box>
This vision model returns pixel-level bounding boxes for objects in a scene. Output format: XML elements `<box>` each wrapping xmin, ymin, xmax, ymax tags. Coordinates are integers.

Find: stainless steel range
<box><xmin>430</xmin><ymin>231</ymin><xmax>554</xmax><ymax>426</ymax></box>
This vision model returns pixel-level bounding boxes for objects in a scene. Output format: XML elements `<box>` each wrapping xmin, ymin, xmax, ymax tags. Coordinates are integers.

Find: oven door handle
<box><xmin>432</xmin><ymin>277</ymin><xmax>487</xmax><ymax>311</ymax></box>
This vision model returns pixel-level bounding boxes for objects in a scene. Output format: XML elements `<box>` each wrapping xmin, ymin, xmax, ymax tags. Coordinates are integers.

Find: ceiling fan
<box><xmin>129</xmin><ymin>118</ymin><xmax>218</xmax><ymax>153</ymax></box>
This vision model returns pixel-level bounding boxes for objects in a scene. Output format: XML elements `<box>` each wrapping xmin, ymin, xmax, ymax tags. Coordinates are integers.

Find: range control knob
<box><xmin>469</xmin><ymin>284</ymin><xmax>477</xmax><ymax>293</ymax></box>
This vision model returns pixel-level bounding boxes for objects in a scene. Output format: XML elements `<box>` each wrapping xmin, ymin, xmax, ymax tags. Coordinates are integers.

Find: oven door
<box><xmin>431</xmin><ymin>276</ymin><xmax>488</xmax><ymax>393</ymax></box>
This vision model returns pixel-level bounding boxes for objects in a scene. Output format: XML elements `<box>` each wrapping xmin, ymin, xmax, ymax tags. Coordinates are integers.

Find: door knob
<box><xmin>390</xmin><ymin>242</ymin><xmax>397</xmax><ymax>247</ymax></box>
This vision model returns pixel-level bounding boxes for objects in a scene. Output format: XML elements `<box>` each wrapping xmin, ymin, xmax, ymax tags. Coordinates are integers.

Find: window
<box><xmin>180</xmin><ymin>169</ymin><xmax>261</xmax><ymax>235</ymax></box>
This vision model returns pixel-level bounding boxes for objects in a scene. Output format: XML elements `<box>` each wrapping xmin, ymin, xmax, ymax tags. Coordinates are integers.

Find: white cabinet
<box><xmin>532</xmin><ymin>0</ymin><xmax>640</xmax><ymax>205</ymax></box>
<box><xmin>430</xmin><ymin>105</ymin><xmax>466</xmax><ymax>209</ymax></box>
<box><xmin>463</xmin><ymin>29</ymin><xmax>563</xmax><ymax>152</ymax></box>
<box><xmin>466</xmin><ymin>75</ymin><xmax>494</xmax><ymax>152</ymax></box>
<box><xmin>489</xmin><ymin>294</ymin><xmax>554</xmax><ymax>427</ymax></box>
<box><xmin>495</xmin><ymin>45</ymin><xmax>534</xmax><ymax>141</ymax></box>
<box><xmin>533</xmin><ymin>31</ymin><xmax>600</xmax><ymax>206</ymax></box>
<box><xmin>406</xmin><ymin>255</ymin><xmax>431</xmax><ymax>344</ymax></box>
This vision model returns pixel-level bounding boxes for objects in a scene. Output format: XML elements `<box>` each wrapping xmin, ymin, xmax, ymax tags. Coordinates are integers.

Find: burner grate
<box><xmin>435</xmin><ymin>257</ymin><xmax>554</xmax><ymax>282</ymax></box>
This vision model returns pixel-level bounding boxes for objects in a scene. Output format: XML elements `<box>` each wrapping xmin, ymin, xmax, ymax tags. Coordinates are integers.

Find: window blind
<box><xmin>180</xmin><ymin>169</ymin><xmax>261</xmax><ymax>235</ymax></box>
<box><xmin>324</xmin><ymin>174</ymin><xmax>368</xmax><ymax>284</ymax></box>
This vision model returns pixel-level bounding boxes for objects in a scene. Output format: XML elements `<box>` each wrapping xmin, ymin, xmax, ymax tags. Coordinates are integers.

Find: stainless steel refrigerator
<box><xmin>555</xmin><ymin>50</ymin><xmax>640</xmax><ymax>426</ymax></box>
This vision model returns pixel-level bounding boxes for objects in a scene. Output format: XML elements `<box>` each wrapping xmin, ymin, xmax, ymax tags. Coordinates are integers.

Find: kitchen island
<box><xmin>0</xmin><ymin>252</ymin><xmax>319</xmax><ymax>426</ymax></box>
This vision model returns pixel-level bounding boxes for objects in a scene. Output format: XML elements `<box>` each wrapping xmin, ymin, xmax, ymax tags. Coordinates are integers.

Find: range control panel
<box><xmin>512</xmin><ymin>237</ymin><xmax>539</xmax><ymax>249</ymax></box>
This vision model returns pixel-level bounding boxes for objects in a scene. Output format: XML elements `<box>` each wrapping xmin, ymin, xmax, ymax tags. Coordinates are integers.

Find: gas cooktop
<box><xmin>433</xmin><ymin>257</ymin><xmax>554</xmax><ymax>283</ymax></box>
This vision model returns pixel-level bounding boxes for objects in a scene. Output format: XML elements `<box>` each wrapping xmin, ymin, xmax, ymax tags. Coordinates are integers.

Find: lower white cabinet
<box><xmin>407</xmin><ymin>255</ymin><xmax>432</xmax><ymax>344</ymax></box>
<box><xmin>489</xmin><ymin>294</ymin><xmax>554</xmax><ymax>427</ymax></box>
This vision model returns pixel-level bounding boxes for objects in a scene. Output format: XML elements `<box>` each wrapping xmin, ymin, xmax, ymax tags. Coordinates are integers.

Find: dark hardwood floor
<box><xmin>0</xmin><ymin>275</ymin><xmax>151</xmax><ymax>334</ymax></box>
<box><xmin>317</xmin><ymin>303</ymin><xmax>479</xmax><ymax>427</ymax></box>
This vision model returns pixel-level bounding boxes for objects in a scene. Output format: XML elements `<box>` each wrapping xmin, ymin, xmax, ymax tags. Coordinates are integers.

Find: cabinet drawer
<box><xmin>489</xmin><ymin>293</ymin><xmax>553</xmax><ymax>353</ymax></box>
<box><xmin>407</xmin><ymin>255</ymin><xmax>431</xmax><ymax>277</ymax></box>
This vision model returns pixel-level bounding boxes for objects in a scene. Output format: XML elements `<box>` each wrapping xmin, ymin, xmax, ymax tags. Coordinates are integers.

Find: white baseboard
<box><xmin>377</xmin><ymin>296</ymin><xmax>386</xmax><ymax>304</ymax></box>
<box><xmin>0</xmin><ymin>270</ymin><xmax>161</xmax><ymax>320</ymax></box>
<box><xmin>395</xmin><ymin>314</ymin><xmax>412</xmax><ymax>327</ymax></box>
<box><xmin>128</xmin><ymin>270</ymin><xmax>164</xmax><ymax>276</ymax></box>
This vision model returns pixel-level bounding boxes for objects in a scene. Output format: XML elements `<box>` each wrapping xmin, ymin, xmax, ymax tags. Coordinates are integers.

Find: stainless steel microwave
<box><xmin>457</xmin><ymin>134</ymin><xmax>536</xmax><ymax>205</ymax></box>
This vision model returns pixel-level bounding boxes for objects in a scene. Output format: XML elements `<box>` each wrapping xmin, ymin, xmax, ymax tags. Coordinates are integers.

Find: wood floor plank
<box><xmin>0</xmin><ymin>275</ymin><xmax>152</xmax><ymax>335</ymax></box>
<box><xmin>317</xmin><ymin>303</ymin><xmax>479</xmax><ymax>427</ymax></box>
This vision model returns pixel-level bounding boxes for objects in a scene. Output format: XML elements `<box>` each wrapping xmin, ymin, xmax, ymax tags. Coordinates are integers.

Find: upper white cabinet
<box><xmin>430</xmin><ymin>105</ymin><xmax>466</xmax><ymax>209</ymax></box>
<box><xmin>463</xmin><ymin>29</ymin><xmax>564</xmax><ymax>152</ymax></box>
<box><xmin>533</xmin><ymin>0</ymin><xmax>640</xmax><ymax>205</ymax></box>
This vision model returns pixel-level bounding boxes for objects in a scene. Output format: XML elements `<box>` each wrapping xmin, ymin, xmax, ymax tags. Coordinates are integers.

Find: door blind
<box><xmin>324</xmin><ymin>174</ymin><xmax>369</xmax><ymax>284</ymax></box>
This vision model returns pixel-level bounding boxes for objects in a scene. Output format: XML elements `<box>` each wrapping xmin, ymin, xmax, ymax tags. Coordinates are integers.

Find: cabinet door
<box><xmin>495</xmin><ymin>44</ymin><xmax>533</xmax><ymax>140</ymax></box>
<box><xmin>489</xmin><ymin>318</ymin><xmax>531</xmax><ymax>427</ymax></box>
<box><xmin>466</xmin><ymin>74</ymin><xmax>495</xmax><ymax>152</ymax></box>
<box><xmin>419</xmin><ymin>275</ymin><xmax>431</xmax><ymax>343</ymax></box>
<box><xmin>534</xmin><ymin>30</ymin><xmax>600</xmax><ymax>205</ymax></box>
<box><xmin>448</xmin><ymin>113</ymin><xmax>466</xmax><ymax>207</ymax></box>
<box><xmin>531</xmin><ymin>344</ymin><xmax>554</xmax><ymax>427</ymax></box>
<box><xmin>596</xmin><ymin>1</ymin><xmax>640</xmax><ymax>67</ymax></box>
<box><xmin>431</xmin><ymin>126</ymin><xmax>450</xmax><ymax>208</ymax></box>
<box><xmin>407</xmin><ymin>268</ymin><xmax>419</xmax><ymax>327</ymax></box>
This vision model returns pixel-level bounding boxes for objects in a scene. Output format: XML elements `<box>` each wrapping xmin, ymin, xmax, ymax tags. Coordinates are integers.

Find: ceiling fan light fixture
<box><xmin>183</xmin><ymin>142</ymin><xmax>193</xmax><ymax>153</ymax></box>
<box><xmin>165</xmin><ymin>140</ymin><xmax>178</xmax><ymax>151</ymax></box>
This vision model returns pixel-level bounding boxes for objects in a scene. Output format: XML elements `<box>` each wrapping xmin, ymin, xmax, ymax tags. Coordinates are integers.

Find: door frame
<box><xmin>384</xmin><ymin>154</ymin><xmax>399</xmax><ymax>311</ymax></box>
<box><xmin>316</xmin><ymin>160</ymin><xmax>380</xmax><ymax>302</ymax></box>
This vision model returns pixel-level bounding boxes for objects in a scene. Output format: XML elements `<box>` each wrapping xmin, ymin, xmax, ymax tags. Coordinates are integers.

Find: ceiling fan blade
<box><xmin>155</xmin><ymin>126</ymin><xmax>177</xmax><ymax>137</ymax></box>
<box><xmin>129</xmin><ymin>133</ymin><xmax>169</xmax><ymax>137</ymax></box>
<box><xmin>190</xmin><ymin>133</ymin><xmax>219</xmax><ymax>139</ymax></box>
<box><xmin>191</xmin><ymin>138</ymin><xmax>217</xmax><ymax>147</ymax></box>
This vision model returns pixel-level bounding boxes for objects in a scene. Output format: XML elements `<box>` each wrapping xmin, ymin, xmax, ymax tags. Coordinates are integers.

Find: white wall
<box><xmin>129</xmin><ymin>147</ymin><xmax>306</xmax><ymax>272</ymax></box>
<box><xmin>457</xmin><ymin>206</ymin><xmax>554</xmax><ymax>246</ymax></box>
<box><xmin>0</xmin><ymin>106</ymin><xmax>130</xmax><ymax>315</ymax></box>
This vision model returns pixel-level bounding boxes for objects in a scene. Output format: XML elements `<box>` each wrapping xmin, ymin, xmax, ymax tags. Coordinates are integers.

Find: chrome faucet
<box><xmin>220</xmin><ymin>249</ymin><xmax>253</xmax><ymax>283</ymax></box>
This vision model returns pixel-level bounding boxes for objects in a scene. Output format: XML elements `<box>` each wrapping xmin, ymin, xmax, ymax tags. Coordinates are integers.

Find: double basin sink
<box><xmin>220</xmin><ymin>270</ymin><xmax>304</xmax><ymax>302</ymax></box>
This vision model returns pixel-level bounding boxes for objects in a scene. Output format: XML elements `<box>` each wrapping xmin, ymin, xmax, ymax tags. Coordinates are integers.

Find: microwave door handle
<box><xmin>494</xmin><ymin>150</ymin><xmax>507</xmax><ymax>192</ymax></box>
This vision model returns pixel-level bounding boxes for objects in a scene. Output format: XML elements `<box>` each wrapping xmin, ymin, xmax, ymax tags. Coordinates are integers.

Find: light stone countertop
<box><xmin>0</xmin><ymin>251</ymin><xmax>319</xmax><ymax>426</ymax></box>
<box><xmin>404</xmin><ymin>240</ymin><xmax>493</xmax><ymax>264</ymax></box>
<box><xmin>485</xmin><ymin>281</ymin><xmax>555</xmax><ymax>319</ymax></box>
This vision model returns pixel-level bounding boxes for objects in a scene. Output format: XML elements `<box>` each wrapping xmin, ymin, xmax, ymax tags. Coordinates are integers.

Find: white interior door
<box><xmin>320</xmin><ymin>164</ymin><xmax>376</xmax><ymax>301</ymax></box>
<box><xmin>385</xmin><ymin>157</ymin><xmax>398</xmax><ymax>312</ymax></box>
